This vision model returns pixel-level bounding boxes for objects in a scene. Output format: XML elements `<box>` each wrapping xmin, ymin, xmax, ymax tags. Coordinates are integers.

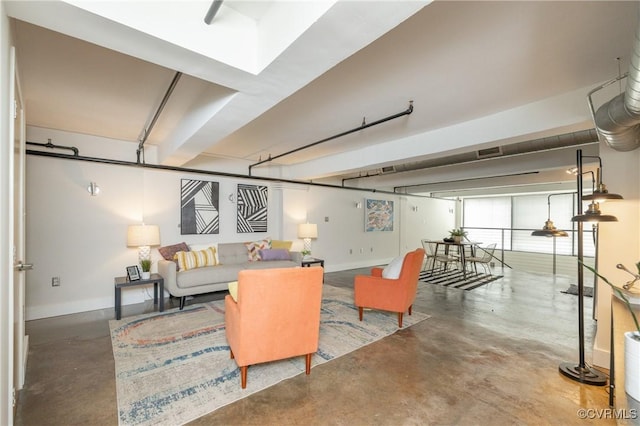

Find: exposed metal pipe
<box><xmin>26</xmin><ymin>148</ymin><xmax>435</xmax><ymax>199</ymax></box>
<box><xmin>26</xmin><ymin>138</ymin><xmax>78</xmax><ymax>156</ymax></box>
<box><xmin>392</xmin><ymin>171</ymin><xmax>540</xmax><ymax>193</ymax></box>
<box><xmin>593</xmin><ymin>7</ymin><xmax>640</xmax><ymax>152</ymax></box>
<box><xmin>137</xmin><ymin>71</ymin><xmax>183</xmax><ymax>164</ymax></box>
<box><xmin>204</xmin><ymin>0</ymin><xmax>223</xmax><ymax>25</ymax></box>
<box><xmin>248</xmin><ymin>101</ymin><xmax>414</xmax><ymax>176</ymax></box>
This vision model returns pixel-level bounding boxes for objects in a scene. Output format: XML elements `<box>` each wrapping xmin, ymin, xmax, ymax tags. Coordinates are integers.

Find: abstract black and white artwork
<box><xmin>236</xmin><ymin>184</ymin><xmax>268</xmax><ymax>233</ymax></box>
<box><xmin>180</xmin><ymin>179</ymin><xmax>219</xmax><ymax>235</ymax></box>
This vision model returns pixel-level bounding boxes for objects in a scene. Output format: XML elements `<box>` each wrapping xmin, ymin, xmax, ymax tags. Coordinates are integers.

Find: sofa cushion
<box><xmin>158</xmin><ymin>242</ymin><xmax>190</xmax><ymax>261</ymax></box>
<box><xmin>218</xmin><ymin>243</ymin><xmax>252</xmax><ymax>265</ymax></box>
<box><xmin>271</xmin><ymin>240</ymin><xmax>293</xmax><ymax>250</ymax></box>
<box><xmin>176</xmin><ymin>264</ymin><xmax>243</xmax><ymax>289</ymax></box>
<box><xmin>175</xmin><ymin>247</ymin><xmax>218</xmax><ymax>271</ymax></box>
<box><xmin>259</xmin><ymin>248</ymin><xmax>291</xmax><ymax>261</ymax></box>
<box><xmin>245</xmin><ymin>238</ymin><xmax>272</xmax><ymax>261</ymax></box>
<box><xmin>247</xmin><ymin>260</ymin><xmax>299</xmax><ymax>270</ymax></box>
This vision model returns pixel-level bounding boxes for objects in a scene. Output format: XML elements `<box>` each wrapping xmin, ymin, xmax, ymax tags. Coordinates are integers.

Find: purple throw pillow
<box><xmin>259</xmin><ymin>248</ymin><xmax>292</xmax><ymax>261</ymax></box>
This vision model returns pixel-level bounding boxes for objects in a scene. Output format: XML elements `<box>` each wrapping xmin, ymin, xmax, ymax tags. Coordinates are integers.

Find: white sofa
<box><xmin>158</xmin><ymin>242</ymin><xmax>302</xmax><ymax>309</ymax></box>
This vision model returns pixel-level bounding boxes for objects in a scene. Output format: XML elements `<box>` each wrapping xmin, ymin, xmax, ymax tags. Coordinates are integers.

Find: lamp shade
<box><xmin>297</xmin><ymin>223</ymin><xmax>318</xmax><ymax>239</ymax></box>
<box><xmin>127</xmin><ymin>225</ymin><xmax>160</xmax><ymax>247</ymax></box>
<box><xmin>571</xmin><ymin>202</ymin><xmax>618</xmax><ymax>222</ymax></box>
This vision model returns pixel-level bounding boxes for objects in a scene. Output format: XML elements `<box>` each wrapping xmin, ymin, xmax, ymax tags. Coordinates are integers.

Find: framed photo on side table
<box><xmin>126</xmin><ymin>265</ymin><xmax>141</xmax><ymax>281</ymax></box>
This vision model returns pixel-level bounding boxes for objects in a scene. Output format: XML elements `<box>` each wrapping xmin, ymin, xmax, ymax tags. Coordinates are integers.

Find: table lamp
<box><xmin>297</xmin><ymin>223</ymin><xmax>318</xmax><ymax>257</ymax></box>
<box><xmin>127</xmin><ymin>224</ymin><xmax>160</xmax><ymax>262</ymax></box>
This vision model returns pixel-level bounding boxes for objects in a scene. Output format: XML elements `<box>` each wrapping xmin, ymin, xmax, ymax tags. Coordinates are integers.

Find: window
<box><xmin>462</xmin><ymin>194</ymin><xmax>594</xmax><ymax>257</ymax></box>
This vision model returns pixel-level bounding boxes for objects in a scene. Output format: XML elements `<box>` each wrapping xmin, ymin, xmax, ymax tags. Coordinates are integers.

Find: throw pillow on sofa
<box><xmin>158</xmin><ymin>242</ymin><xmax>190</xmax><ymax>261</ymax></box>
<box><xmin>245</xmin><ymin>238</ymin><xmax>272</xmax><ymax>261</ymax></box>
<box><xmin>271</xmin><ymin>240</ymin><xmax>293</xmax><ymax>250</ymax></box>
<box><xmin>175</xmin><ymin>247</ymin><xmax>218</xmax><ymax>271</ymax></box>
<box><xmin>189</xmin><ymin>243</ymin><xmax>219</xmax><ymax>264</ymax></box>
<box><xmin>259</xmin><ymin>248</ymin><xmax>292</xmax><ymax>261</ymax></box>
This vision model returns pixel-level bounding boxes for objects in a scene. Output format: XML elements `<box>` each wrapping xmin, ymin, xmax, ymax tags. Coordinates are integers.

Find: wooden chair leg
<box><xmin>408</xmin><ymin>305</ymin><xmax>412</xmax><ymax>316</ymax></box>
<box><xmin>358</xmin><ymin>306</ymin><xmax>363</xmax><ymax>321</ymax></box>
<box><xmin>230</xmin><ymin>349</ymin><xmax>234</xmax><ymax>359</ymax></box>
<box><xmin>240</xmin><ymin>366</ymin><xmax>248</xmax><ymax>389</ymax></box>
<box><xmin>305</xmin><ymin>353</ymin><xmax>312</xmax><ymax>375</ymax></box>
<box><xmin>397</xmin><ymin>312</ymin><xmax>403</xmax><ymax>328</ymax></box>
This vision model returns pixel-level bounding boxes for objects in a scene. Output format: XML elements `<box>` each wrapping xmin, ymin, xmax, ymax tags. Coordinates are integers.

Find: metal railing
<box><xmin>462</xmin><ymin>226</ymin><xmax>595</xmax><ymax>275</ymax></box>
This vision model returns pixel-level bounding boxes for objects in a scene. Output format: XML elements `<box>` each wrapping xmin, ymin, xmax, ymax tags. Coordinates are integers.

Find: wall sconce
<box><xmin>355</xmin><ymin>201</ymin><xmax>362</xmax><ymax>209</ymax></box>
<box><xmin>411</xmin><ymin>205</ymin><xmax>419</xmax><ymax>212</ymax></box>
<box><xmin>228</xmin><ymin>193</ymin><xmax>236</xmax><ymax>203</ymax></box>
<box><xmin>87</xmin><ymin>182</ymin><xmax>100</xmax><ymax>196</ymax></box>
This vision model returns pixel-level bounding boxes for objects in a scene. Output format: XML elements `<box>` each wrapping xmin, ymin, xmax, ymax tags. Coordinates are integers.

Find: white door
<box><xmin>11</xmin><ymin>47</ymin><xmax>28</xmax><ymax>392</ymax></box>
<box><xmin>11</xmin><ymin>49</ymin><xmax>31</xmax><ymax>406</ymax></box>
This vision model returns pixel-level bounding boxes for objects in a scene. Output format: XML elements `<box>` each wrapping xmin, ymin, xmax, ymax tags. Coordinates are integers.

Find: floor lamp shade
<box><xmin>127</xmin><ymin>224</ymin><xmax>160</xmax><ymax>262</ymax></box>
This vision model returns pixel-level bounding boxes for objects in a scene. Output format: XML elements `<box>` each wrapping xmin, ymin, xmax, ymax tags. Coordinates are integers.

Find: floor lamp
<box><xmin>558</xmin><ymin>149</ymin><xmax>621</xmax><ymax>386</ymax></box>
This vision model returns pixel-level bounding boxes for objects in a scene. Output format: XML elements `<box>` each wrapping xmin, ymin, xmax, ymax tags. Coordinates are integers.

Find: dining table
<box><xmin>426</xmin><ymin>239</ymin><xmax>482</xmax><ymax>277</ymax></box>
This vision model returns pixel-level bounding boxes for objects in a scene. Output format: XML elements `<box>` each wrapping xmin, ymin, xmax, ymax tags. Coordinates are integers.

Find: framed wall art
<box><xmin>365</xmin><ymin>198</ymin><xmax>394</xmax><ymax>232</ymax></box>
<box><xmin>180</xmin><ymin>179</ymin><xmax>219</xmax><ymax>235</ymax></box>
<box><xmin>237</xmin><ymin>183</ymin><xmax>268</xmax><ymax>233</ymax></box>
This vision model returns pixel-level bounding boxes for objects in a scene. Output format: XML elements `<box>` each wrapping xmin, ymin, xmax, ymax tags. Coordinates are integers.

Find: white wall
<box><xmin>25</xmin><ymin>127</ymin><xmax>454</xmax><ymax>320</ymax></box>
<box><xmin>592</xmin><ymin>143</ymin><xmax>640</xmax><ymax>368</ymax></box>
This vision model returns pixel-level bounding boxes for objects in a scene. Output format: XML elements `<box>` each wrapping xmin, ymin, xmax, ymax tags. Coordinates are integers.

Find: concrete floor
<box><xmin>15</xmin><ymin>266</ymin><xmax>622</xmax><ymax>425</ymax></box>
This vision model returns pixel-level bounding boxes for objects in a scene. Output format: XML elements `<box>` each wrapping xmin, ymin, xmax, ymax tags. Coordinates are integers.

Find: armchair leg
<box><xmin>358</xmin><ymin>306</ymin><xmax>363</xmax><ymax>322</ymax></box>
<box><xmin>397</xmin><ymin>312</ymin><xmax>404</xmax><ymax>328</ymax></box>
<box><xmin>408</xmin><ymin>305</ymin><xmax>412</xmax><ymax>316</ymax></box>
<box><xmin>240</xmin><ymin>366</ymin><xmax>248</xmax><ymax>389</ymax></box>
<box><xmin>230</xmin><ymin>349</ymin><xmax>234</xmax><ymax>359</ymax></box>
<box><xmin>179</xmin><ymin>296</ymin><xmax>186</xmax><ymax>310</ymax></box>
<box><xmin>305</xmin><ymin>353</ymin><xmax>312</xmax><ymax>375</ymax></box>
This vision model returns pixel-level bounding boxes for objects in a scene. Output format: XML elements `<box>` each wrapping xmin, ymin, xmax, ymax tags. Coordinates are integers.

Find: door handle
<box><xmin>15</xmin><ymin>262</ymin><xmax>33</xmax><ymax>271</ymax></box>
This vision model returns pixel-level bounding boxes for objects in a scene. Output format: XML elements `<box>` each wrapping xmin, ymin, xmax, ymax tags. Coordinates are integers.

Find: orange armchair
<box><xmin>354</xmin><ymin>248</ymin><xmax>425</xmax><ymax>328</ymax></box>
<box><xmin>224</xmin><ymin>266</ymin><xmax>324</xmax><ymax>389</ymax></box>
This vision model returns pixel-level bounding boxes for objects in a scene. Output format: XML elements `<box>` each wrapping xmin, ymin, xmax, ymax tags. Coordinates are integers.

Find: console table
<box><xmin>114</xmin><ymin>273</ymin><xmax>164</xmax><ymax>320</ymax></box>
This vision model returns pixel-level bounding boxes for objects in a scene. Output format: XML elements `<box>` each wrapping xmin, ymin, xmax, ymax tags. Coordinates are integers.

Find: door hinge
<box><xmin>12</xmin><ymin>388</ymin><xmax>16</xmax><ymax>407</ymax></box>
<box><xmin>13</xmin><ymin>100</ymin><xmax>17</xmax><ymax>119</ymax></box>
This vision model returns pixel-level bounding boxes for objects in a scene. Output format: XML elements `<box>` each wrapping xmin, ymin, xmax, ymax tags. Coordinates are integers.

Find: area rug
<box><xmin>561</xmin><ymin>284</ymin><xmax>594</xmax><ymax>297</ymax></box>
<box><xmin>418</xmin><ymin>269</ymin><xmax>502</xmax><ymax>291</ymax></box>
<box><xmin>109</xmin><ymin>285</ymin><xmax>429</xmax><ymax>426</ymax></box>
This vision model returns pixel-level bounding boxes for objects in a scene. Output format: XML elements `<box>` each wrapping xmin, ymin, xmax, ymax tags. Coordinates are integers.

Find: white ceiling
<box><xmin>6</xmin><ymin>1</ymin><xmax>639</xmax><ymax>194</ymax></box>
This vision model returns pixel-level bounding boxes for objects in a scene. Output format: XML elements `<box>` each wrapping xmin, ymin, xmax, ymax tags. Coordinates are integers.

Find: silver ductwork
<box><xmin>593</xmin><ymin>9</ymin><xmax>640</xmax><ymax>152</ymax></box>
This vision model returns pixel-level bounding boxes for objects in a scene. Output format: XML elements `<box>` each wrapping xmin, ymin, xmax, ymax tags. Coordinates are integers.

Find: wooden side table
<box><xmin>114</xmin><ymin>273</ymin><xmax>164</xmax><ymax>320</ymax></box>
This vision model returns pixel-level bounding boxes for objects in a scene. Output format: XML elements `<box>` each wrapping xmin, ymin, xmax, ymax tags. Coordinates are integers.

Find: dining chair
<box><xmin>420</xmin><ymin>239</ymin><xmax>437</xmax><ymax>271</ymax></box>
<box><xmin>466</xmin><ymin>243</ymin><xmax>497</xmax><ymax>275</ymax></box>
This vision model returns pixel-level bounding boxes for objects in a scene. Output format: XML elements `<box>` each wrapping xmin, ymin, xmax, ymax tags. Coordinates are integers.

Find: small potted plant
<box><xmin>301</xmin><ymin>249</ymin><xmax>312</xmax><ymax>260</ymax></box>
<box><xmin>449</xmin><ymin>228</ymin><xmax>467</xmax><ymax>244</ymax></box>
<box><xmin>140</xmin><ymin>259</ymin><xmax>152</xmax><ymax>279</ymax></box>
<box><xmin>582</xmin><ymin>261</ymin><xmax>640</xmax><ymax>401</ymax></box>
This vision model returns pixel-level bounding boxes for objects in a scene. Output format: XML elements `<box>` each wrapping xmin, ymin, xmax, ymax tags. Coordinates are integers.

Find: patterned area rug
<box><xmin>419</xmin><ymin>269</ymin><xmax>503</xmax><ymax>291</ymax></box>
<box><xmin>109</xmin><ymin>285</ymin><xmax>429</xmax><ymax>426</ymax></box>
